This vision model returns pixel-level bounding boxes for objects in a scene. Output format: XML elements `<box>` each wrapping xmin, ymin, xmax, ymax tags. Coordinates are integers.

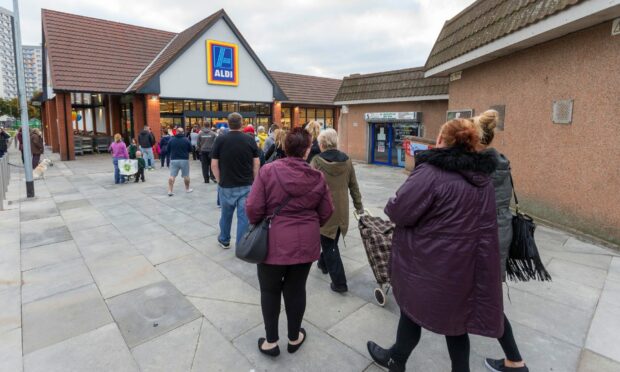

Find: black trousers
<box><xmin>134</xmin><ymin>168</ymin><xmax>145</xmax><ymax>182</ymax></box>
<box><xmin>390</xmin><ymin>312</ymin><xmax>522</xmax><ymax>371</ymax></box>
<box><xmin>391</xmin><ymin>311</ymin><xmax>470</xmax><ymax>372</ymax></box>
<box><xmin>192</xmin><ymin>145</ymin><xmax>198</xmax><ymax>160</ymax></box>
<box><xmin>160</xmin><ymin>152</ymin><xmax>170</xmax><ymax>168</ymax></box>
<box><xmin>318</xmin><ymin>229</ymin><xmax>347</xmax><ymax>287</ymax></box>
<box><xmin>200</xmin><ymin>151</ymin><xmax>211</xmax><ymax>182</ymax></box>
<box><xmin>257</xmin><ymin>263</ymin><xmax>311</xmax><ymax>343</ymax></box>
<box><xmin>32</xmin><ymin>154</ymin><xmax>41</xmax><ymax>169</ymax></box>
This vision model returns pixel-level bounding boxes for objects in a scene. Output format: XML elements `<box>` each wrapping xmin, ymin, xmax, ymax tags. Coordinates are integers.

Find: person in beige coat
<box><xmin>310</xmin><ymin>128</ymin><xmax>363</xmax><ymax>292</ymax></box>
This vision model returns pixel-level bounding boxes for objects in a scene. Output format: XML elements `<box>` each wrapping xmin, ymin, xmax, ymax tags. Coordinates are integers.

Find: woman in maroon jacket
<box><xmin>246</xmin><ymin>128</ymin><xmax>333</xmax><ymax>357</ymax></box>
<box><xmin>366</xmin><ymin>118</ymin><xmax>504</xmax><ymax>372</ymax></box>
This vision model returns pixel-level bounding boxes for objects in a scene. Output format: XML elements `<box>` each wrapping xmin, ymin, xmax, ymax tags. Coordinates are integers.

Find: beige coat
<box><xmin>311</xmin><ymin>150</ymin><xmax>363</xmax><ymax>239</ymax></box>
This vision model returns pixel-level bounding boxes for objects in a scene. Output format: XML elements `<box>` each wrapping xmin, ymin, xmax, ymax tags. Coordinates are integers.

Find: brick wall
<box><xmin>339</xmin><ymin>100</ymin><xmax>448</xmax><ymax>162</ymax></box>
<box><xmin>448</xmin><ymin>21</ymin><xmax>620</xmax><ymax>243</ymax></box>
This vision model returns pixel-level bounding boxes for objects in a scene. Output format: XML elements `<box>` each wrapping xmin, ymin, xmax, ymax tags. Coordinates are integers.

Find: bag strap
<box><xmin>268</xmin><ymin>195</ymin><xmax>292</xmax><ymax>221</ymax></box>
<box><xmin>509</xmin><ymin>174</ymin><xmax>519</xmax><ymax>213</ymax></box>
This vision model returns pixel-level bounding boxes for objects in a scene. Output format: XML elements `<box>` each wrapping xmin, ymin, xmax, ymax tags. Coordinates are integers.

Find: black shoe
<box><xmin>330</xmin><ymin>282</ymin><xmax>348</xmax><ymax>293</ymax></box>
<box><xmin>287</xmin><ymin>328</ymin><xmax>306</xmax><ymax>353</ymax></box>
<box><xmin>485</xmin><ymin>358</ymin><xmax>529</xmax><ymax>372</ymax></box>
<box><xmin>367</xmin><ymin>341</ymin><xmax>405</xmax><ymax>372</ymax></box>
<box><xmin>258</xmin><ymin>338</ymin><xmax>280</xmax><ymax>357</ymax></box>
<box><xmin>317</xmin><ymin>261</ymin><xmax>328</xmax><ymax>274</ymax></box>
<box><xmin>218</xmin><ymin>239</ymin><xmax>230</xmax><ymax>249</ymax></box>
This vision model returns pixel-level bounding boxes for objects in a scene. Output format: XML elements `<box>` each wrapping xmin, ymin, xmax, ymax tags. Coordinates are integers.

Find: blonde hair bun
<box><xmin>477</xmin><ymin>110</ymin><xmax>498</xmax><ymax>131</ymax></box>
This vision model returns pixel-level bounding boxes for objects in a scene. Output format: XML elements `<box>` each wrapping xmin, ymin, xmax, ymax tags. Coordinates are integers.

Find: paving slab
<box><xmin>20</xmin><ymin>198</ymin><xmax>59</xmax><ymax>221</ymax></box>
<box><xmin>328</xmin><ymin>303</ymin><xmax>399</xmax><ymax>358</ymax></box>
<box><xmin>561</xmin><ymin>237</ymin><xmax>618</xmax><ymax>256</ymax></box>
<box><xmin>115</xmin><ymin>221</ymin><xmax>172</xmax><ymax>244</ymax></box>
<box><xmin>187</xmin><ymin>238</ymin><xmax>236</xmax><ymax>262</ymax></box>
<box><xmin>20</xmin><ymin>215</ymin><xmax>72</xmax><ymax>249</ymax></box>
<box><xmin>55</xmin><ymin>198</ymin><xmax>91</xmax><ymax>211</ymax></box>
<box><xmin>546</xmin><ymin>258</ymin><xmax>608</xmax><ymax>290</ymax></box>
<box><xmin>578</xmin><ymin>350</ymin><xmax>620</xmax><ymax>372</ymax></box>
<box><xmin>21</xmin><ymin>240</ymin><xmax>82</xmax><ymax>271</ymax></box>
<box><xmin>22</xmin><ymin>284</ymin><xmax>113</xmax><ymax>354</ymax></box>
<box><xmin>189</xmin><ymin>297</ymin><xmax>263</xmax><ymax>341</ymax></box>
<box><xmin>87</xmin><ymin>254</ymin><xmax>165</xmax><ymax>299</ymax></box>
<box><xmin>77</xmin><ymin>239</ymin><xmax>138</xmax><ymax>262</ymax></box>
<box><xmin>167</xmin><ymin>221</ymin><xmax>219</xmax><ymax>242</ymax></box>
<box><xmin>509</xmin><ymin>275</ymin><xmax>601</xmax><ymax>313</ymax></box>
<box><xmin>22</xmin><ymin>258</ymin><xmax>93</xmax><ymax>304</ymax></box>
<box><xmin>0</xmin><ymin>286</ymin><xmax>20</xmax><ymax>334</ymax></box>
<box><xmin>345</xmin><ymin>267</ymin><xmax>400</xmax><ymax>316</ymax></box>
<box><xmin>70</xmin><ymin>224</ymin><xmax>126</xmax><ymax>248</ymax></box>
<box><xmin>503</xmin><ymin>287</ymin><xmax>592</xmax><ymax>347</ymax></box>
<box><xmin>234</xmin><ymin>316</ymin><xmax>371</xmax><ymax>372</ymax></box>
<box><xmin>218</xmin><ymin>256</ymin><xmax>261</xmax><ymax>289</ymax></box>
<box><xmin>131</xmin><ymin>318</ymin><xmax>203</xmax><ymax>372</ymax></box>
<box><xmin>303</xmin><ymin>275</ymin><xmax>367</xmax><ymax>330</ymax></box>
<box><xmin>23</xmin><ymin>323</ymin><xmax>139</xmax><ymax>372</ymax></box>
<box><xmin>157</xmin><ymin>254</ymin><xmax>260</xmax><ymax>304</ymax></box>
<box><xmin>60</xmin><ymin>206</ymin><xmax>110</xmax><ymax>231</ymax></box>
<box><xmin>107</xmin><ymin>281</ymin><xmax>201</xmax><ymax>347</ymax></box>
<box><xmin>192</xmin><ymin>318</ymin><xmax>255</xmax><ymax>372</ymax></box>
<box><xmin>0</xmin><ymin>327</ymin><xmax>22</xmax><ymax>372</ymax></box>
<box><xmin>541</xmin><ymin>249</ymin><xmax>613</xmax><ymax>270</ymax></box>
<box><xmin>585</xmin><ymin>277</ymin><xmax>620</xmax><ymax>363</ymax></box>
<box><xmin>131</xmin><ymin>234</ymin><xmax>195</xmax><ymax>265</ymax></box>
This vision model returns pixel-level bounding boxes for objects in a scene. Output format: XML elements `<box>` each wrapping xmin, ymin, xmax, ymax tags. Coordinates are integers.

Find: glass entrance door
<box><xmin>372</xmin><ymin>123</ymin><xmax>391</xmax><ymax>165</ymax></box>
<box><xmin>371</xmin><ymin>123</ymin><xmax>420</xmax><ymax>167</ymax></box>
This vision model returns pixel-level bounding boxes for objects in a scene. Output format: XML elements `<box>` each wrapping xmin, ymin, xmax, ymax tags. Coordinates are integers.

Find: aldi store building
<box><xmin>40</xmin><ymin>9</ymin><xmax>339</xmax><ymax>161</ymax></box>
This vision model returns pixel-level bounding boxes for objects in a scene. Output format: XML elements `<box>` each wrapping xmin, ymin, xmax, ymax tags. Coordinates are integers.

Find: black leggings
<box><xmin>498</xmin><ymin>314</ymin><xmax>523</xmax><ymax>362</ymax></box>
<box><xmin>391</xmin><ymin>311</ymin><xmax>470</xmax><ymax>372</ymax></box>
<box><xmin>257</xmin><ymin>263</ymin><xmax>311</xmax><ymax>343</ymax></box>
<box><xmin>391</xmin><ymin>312</ymin><xmax>522</xmax><ymax>371</ymax></box>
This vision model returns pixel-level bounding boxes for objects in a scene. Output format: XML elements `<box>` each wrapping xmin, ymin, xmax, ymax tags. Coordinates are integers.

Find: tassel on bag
<box><xmin>506</xmin><ymin>175</ymin><xmax>552</xmax><ymax>282</ymax></box>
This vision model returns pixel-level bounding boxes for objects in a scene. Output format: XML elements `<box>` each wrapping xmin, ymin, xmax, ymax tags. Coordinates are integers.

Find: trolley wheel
<box><xmin>374</xmin><ymin>287</ymin><xmax>386</xmax><ymax>307</ymax></box>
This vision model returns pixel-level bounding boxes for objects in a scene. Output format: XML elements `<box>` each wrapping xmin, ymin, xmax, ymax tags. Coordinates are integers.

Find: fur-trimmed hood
<box><xmin>414</xmin><ymin>146</ymin><xmax>497</xmax><ymax>187</ymax></box>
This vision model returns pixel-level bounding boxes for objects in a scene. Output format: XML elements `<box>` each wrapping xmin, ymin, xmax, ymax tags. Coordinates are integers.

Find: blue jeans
<box><xmin>218</xmin><ymin>185</ymin><xmax>251</xmax><ymax>246</ymax></box>
<box><xmin>140</xmin><ymin>147</ymin><xmax>154</xmax><ymax>168</ymax></box>
<box><xmin>112</xmin><ymin>158</ymin><xmax>126</xmax><ymax>184</ymax></box>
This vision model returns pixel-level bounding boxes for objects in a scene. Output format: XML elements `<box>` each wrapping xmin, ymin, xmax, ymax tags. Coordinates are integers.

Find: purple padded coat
<box><xmin>385</xmin><ymin>146</ymin><xmax>504</xmax><ymax>338</ymax></box>
<box><xmin>246</xmin><ymin>157</ymin><xmax>334</xmax><ymax>265</ymax></box>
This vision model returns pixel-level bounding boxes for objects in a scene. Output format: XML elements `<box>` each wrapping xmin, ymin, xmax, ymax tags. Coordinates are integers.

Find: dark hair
<box><xmin>284</xmin><ymin>127</ymin><xmax>312</xmax><ymax>158</ymax></box>
<box><xmin>269</xmin><ymin>123</ymin><xmax>279</xmax><ymax>133</ymax></box>
<box><xmin>228</xmin><ymin>112</ymin><xmax>243</xmax><ymax>130</ymax></box>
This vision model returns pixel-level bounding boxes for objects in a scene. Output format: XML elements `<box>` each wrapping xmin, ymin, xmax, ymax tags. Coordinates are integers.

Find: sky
<box><xmin>0</xmin><ymin>0</ymin><xmax>475</xmax><ymax>78</ymax></box>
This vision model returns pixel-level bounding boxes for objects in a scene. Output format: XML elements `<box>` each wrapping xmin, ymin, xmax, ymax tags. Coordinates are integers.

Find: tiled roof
<box><xmin>130</xmin><ymin>10</ymin><xmax>224</xmax><ymax>92</ymax></box>
<box><xmin>333</xmin><ymin>67</ymin><xmax>449</xmax><ymax>103</ymax></box>
<box><xmin>268</xmin><ymin>71</ymin><xmax>342</xmax><ymax>106</ymax></box>
<box><xmin>42</xmin><ymin>9</ymin><xmax>175</xmax><ymax>93</ymax></box>
<box><xmin>425</xmin><ymin>0</ymin><xmax>585</xmax><ymax>70</ymax></box>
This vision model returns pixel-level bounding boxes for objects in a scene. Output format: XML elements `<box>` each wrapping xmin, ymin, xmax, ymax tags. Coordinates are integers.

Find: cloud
<box><xmin>0</xmin><ymin>0</ymin><xmax>474</xmax><ymax>78</ymax></box>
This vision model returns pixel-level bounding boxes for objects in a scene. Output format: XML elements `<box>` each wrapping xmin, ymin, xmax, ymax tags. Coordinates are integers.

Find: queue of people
<box><xmin>104</xmin><ymin>109</ymin><xmax>527</xmax><ymax>371</ymax></box>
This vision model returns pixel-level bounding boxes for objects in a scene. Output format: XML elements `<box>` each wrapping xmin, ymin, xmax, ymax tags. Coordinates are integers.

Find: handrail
<box><xmin>0</xmin><ymin>151</ymin><xmax>9</xmax><ymax>211</ymax></box>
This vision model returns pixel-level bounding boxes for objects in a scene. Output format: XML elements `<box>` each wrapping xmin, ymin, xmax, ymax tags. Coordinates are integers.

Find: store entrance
<box><xmin>371</xmin><ymin>123</ymin><xmax>420</xmax><ymax>167</ymax></box>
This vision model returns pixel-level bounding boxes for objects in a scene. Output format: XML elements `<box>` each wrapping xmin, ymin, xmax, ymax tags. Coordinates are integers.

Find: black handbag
<box><xmin>236</xmin><ymin>196</ymin><xmax>291</xmax><ymax>264</ymax></box>
<box><xmin>506</xmin><ymin>175</ymin><xmax>552</xmax><ymax>282</ymax></box>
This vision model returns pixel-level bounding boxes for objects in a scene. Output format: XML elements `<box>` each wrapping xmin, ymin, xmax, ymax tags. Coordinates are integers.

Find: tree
<box><xmin>0</xmin><ymin>97</ymin><xmax>40</xmax><ymax>120</ymax></box>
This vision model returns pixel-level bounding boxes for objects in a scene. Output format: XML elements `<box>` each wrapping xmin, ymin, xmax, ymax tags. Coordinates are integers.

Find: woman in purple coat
<box><xmin>367</xmin><ymin>118</ymin><xmax>504</xmax><ymax>372</ymax></box>
<box><xmin>246</xmin><ymin>128</ymin><xmax>334</xmax><ymax>357</ymax></box>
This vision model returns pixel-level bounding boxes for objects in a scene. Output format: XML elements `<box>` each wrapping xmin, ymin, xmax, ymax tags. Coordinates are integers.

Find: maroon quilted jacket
<box><xmin>246</xmin><ymin>157</ymin><xmax>334</xmax><ymax>265</ymax></box>
<box><xmin>385</xmin><ymin>146</ymin><xmax>504</xmax><ymax>338</ymax></box>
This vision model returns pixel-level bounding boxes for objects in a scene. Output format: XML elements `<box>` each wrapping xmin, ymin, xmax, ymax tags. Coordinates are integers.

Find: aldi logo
<box><xmin>206</xmin><ymin>40</ymin><xmax>239</xmax><ymax>86</ymax></box>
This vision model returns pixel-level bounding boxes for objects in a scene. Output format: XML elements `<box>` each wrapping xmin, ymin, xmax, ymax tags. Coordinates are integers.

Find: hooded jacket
<box><xmin>167</xmin><ymin>133</ymin><xmax>191</xmax><ymax>160</ymax></box>
<box><xmin>197</xmin><ymin>128</ymin><xmax>217</xmax><ymax>152</ymax></box>
<box><xmin>484</xmin><ymin>148</ymin><xmax>513</xmax><ymax>280</ymax></box>
<box><xmin>138</xmin><ymin>129</ymin><xmax>155</xmax><ymax>148</ymax></box>
<box><xmin>385</xmin><ymin>146</ymin><xmax>503</xmax><ymax>338</ymax></box>
<box><xmin>310</xmin><ymin>149</ymin><xmax>363</xmax><ymax>239</ymax></box>
<box><xmin>246</xmin><ymin>157</ymin><xmax>334</xmax><ymax>265</ymax></box>
<box><xmin>30</xmin><ymin>132</ymin><xmax>44</xmax><ymax>155</ymax></box>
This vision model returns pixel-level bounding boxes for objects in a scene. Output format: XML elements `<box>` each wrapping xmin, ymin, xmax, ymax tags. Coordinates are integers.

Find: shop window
<box><xmin>183</xmin><ymin>100</ymin><xmax>196</xmax><ymax>112</ymax></box>
<box><xmin>257</xmin><ymin>103</ymin><xmax>271</xmax><ymax>115</ymax></box>
<box><xmin>195</xmin><ymin>101</ymin><xmax>204</xmax><ymax>111</ymax></box>
<box><xmin>222</xmin><ymin>101</ymin><xmax>238</xmax><ymax>112</ymax></box>
<box><xmin>281</xmin><ymin>107</ymin><xmax>291</xmax><ymax>129</ymax></box>
<box><xmin>160</xmin><ymin>100</ymin><xmax>173</xmax><ymax>114</ymax></box>
<box><xmin>172</xmin><ymin>101</ymin><xmax>183</xmax><ymax>114</ymax></box>
<box><xmin>299</xmin><ymin>108</ymin><xmax>307</xmax><ymax>125</ymax></box>
<box><xmin>306</xmin><ymin>108</ymin><xmax>315</xmax><ymax>122</ymax></box>
<box><xmin>239</xmin><ymin>102</ymin><xmax>254</xmax><ymax>113</ymax></box>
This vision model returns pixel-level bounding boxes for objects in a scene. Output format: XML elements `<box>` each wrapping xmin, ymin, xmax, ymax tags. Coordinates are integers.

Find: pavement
<box><xmin>1</xmin><ymin>148</ymin><xmax>619</xmax><ymax>372</ymax></box>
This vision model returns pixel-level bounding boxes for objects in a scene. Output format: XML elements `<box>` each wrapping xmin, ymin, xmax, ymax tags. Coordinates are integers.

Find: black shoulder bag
<box><xmin>506</xmin><ymin>175</ymin><xmax>552</xmax><ymax>282</ymax></box>
<box><xmin>236</xmin><ymin>196</ymin><xmax>291</xmax><ymax>264</ymax></box>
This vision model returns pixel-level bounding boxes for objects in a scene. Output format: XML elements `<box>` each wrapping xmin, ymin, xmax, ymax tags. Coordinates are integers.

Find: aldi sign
<box><xmin>206</xmin><ymin>40</ymin><xmax>238</xmax><ymax>86</ymax></box>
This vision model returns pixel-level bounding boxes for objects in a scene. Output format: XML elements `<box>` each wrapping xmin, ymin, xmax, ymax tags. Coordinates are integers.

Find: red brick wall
<box><xmin>448</xmin><ymin>21</ymin><xmax>620</xmax><ymax>243</ymax></box>
<box><xmin>132</xmin><ymin>95</ymin><xmax>146</xmax><ymax>142</ymax></box>
<box><xmin>146</xmin><ymin>94</ymin><xmax>162</xmax><ymax>146</ymax></box>
<box><xmin>339</xmin><ymin>100</ymin><xmax>449</xmax><ymax>162</ymax></box>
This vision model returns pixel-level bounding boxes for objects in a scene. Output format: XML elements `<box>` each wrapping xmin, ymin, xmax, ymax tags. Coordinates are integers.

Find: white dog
<box><xmin>33</xmin><ymin>158</ymin><xmax>53</xmax><ymax>180</ymax></box>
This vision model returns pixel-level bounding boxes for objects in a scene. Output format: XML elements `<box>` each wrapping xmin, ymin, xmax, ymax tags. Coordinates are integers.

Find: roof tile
<box><xmin>268</xmin><ymin>71</ymin><xmax>342</xmax><ymax>106</ymax></box>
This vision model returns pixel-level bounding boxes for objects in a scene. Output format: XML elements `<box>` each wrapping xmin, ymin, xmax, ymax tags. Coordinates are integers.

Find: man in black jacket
<box><xmin>138</xmin><ymin>126</ymin><xmax>156</xmax><ymax>170</ymax></box>
<box><xmin>197</xmin><ymin>125</ymin><xmax>217</xmax><ymax>183</ymax></box>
